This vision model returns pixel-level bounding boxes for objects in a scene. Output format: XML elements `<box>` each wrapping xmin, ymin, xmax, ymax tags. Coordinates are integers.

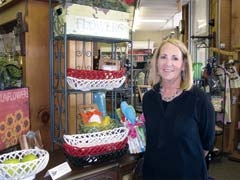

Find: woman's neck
<box><xmin>161</xmin><ymin>79</ymin><xmax>181</xmax><ymax>91</ymax></box>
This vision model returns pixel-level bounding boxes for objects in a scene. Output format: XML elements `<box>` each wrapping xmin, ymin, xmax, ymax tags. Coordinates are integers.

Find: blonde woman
<box><xmin>142</xmin><ymin>39</ymin><xmax>215</xmax><ymax>180</ymax></box>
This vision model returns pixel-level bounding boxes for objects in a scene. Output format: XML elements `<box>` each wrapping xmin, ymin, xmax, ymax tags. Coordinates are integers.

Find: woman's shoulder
<box><xmin>189</xmin><ymin>85</ymin><xmax>207</xmax><ymax>96</ymax></box>
<box><xmin>142</xmin><ymin>84</ymin><xmax>159</xmax><ymax>100</ymax></box>
<box><xmin>188</xmin><ymin>85</ymin><xmax>211</xmax><ymax>102</ymax></box>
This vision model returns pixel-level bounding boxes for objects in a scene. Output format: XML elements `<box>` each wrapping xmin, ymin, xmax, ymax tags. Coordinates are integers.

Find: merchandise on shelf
<box><xmin>49</xmin><ymin>0</ymin><xmax>133</xmax><ymax>152</ymax></box>
<box><xmin>66</xmin><ymin>68</ymin><xmax>126</xmax><ymax>91</ymax></box>
<box><xmin>117</xmin><ymin>101</ymin><xmax>146</xmax><ymax>154</ymax></box>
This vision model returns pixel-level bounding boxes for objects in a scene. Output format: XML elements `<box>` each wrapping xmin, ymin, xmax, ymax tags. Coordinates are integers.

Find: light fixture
<box><xmin>138</xmin><ymin>19</ymin><xmax>167</xmax><ymax>23</ymax></box>
<box><xmin>132</xmin><ymin>8</ymin><xmax>139</xmax><ymax>31</ymax></box>
<box><xmin>0</xmin><ymin>0</ymin><xmax>6</xmax><ymax>5</ymax></box>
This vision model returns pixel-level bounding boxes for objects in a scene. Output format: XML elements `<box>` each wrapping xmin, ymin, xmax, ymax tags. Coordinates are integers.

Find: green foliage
<box><xmin>0</xmin><ymin>57</ymin><xmax>22</xmax><ymax>89</ymax></box>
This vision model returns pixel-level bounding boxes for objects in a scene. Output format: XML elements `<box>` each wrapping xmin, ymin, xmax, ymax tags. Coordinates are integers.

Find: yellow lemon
<box><xmin>85</xmin><ymin>122</ymin><xmax>101</xmax><ymax>127</ymax></box>
<box><xmin>101</xmin><ymin>116</ymin><xmax>111</xmax><ymax>126</ymax></box>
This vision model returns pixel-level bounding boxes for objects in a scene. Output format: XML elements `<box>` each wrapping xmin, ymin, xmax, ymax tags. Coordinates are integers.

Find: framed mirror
<box><xmin>0</xmin><ymin>12</ymin><xmax>26</xmax><ymax>56</ymax></box>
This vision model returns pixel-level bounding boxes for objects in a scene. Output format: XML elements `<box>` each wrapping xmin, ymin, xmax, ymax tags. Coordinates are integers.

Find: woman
<box><xmin>142</xmin><ymin>39</ymin><xmax>215</xmax><ymax>180</ymax></box>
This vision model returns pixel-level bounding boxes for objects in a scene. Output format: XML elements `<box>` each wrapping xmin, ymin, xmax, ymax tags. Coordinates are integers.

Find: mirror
<box><xmin>0</xmin><ymin>12</ymin><xmax>26</xmax><ymax>56</ymax></box>
<box><xmin>0</xmin><ymin>12</ymin><xmax>26</xmax><ymax>89</ymax></box>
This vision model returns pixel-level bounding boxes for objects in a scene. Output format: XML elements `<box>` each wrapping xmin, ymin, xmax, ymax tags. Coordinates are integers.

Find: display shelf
<box><xmin>100</xmin><ymin>46</ymin><xmax>127</xmax><ymax>60</ymax></box>
<box><xmin>49</xmin><ymin>1</ymin><xmax>133</xmax><ymax>151</ymax></box>
<box><xmin>127</xmin><ymin>41</ymin><xmax>153</xmax><ymax>70</ymax></box>
<box><xmin>128</xmin><ymin>49</ymin><xmax>152</xmax><ymax>69</ymax></box>
<box><xmin>54</xmin><ymin>34</ymin><xmax>131</xmax><ymax>44</ymax></box>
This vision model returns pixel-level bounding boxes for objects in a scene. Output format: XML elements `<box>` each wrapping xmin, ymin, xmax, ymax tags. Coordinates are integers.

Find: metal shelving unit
<box><xmin>49</xmin><ymin>1</ymin><xmax>133</xmax><ymax>151</ymax></box>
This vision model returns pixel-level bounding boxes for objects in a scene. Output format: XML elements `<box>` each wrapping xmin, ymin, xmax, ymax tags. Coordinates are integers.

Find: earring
<box><xmin>181</xmin><ymin>70</ymin><xmax>186</xmax><ymax>81</ymax></box>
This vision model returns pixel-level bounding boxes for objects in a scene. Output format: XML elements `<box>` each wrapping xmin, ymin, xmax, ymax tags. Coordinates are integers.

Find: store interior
<box><xmin>0</xmin><ymin>0</ymin><xmax>240</xmax><ymax>179</ymax></box>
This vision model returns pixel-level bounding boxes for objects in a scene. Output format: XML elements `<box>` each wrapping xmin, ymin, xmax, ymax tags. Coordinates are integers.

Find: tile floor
<box><xmin>208</xmin><ymin>155</ymin><xmax>240</xmax><ymax>180</ymax></box>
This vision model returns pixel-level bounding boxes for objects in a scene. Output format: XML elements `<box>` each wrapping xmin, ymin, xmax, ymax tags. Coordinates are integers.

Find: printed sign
<box><xmin>0</xmin><ymin>88</ymin><xmax>30</xmax><ymax>150</ymax></box>
<box><xmin>54</xmin><ymin>3</ymin><xmax>130</xmax><ymax>39</ymax></box>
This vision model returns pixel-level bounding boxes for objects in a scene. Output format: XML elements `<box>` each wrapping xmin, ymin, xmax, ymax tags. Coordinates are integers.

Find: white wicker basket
<box><xmin>66</xmin><ymin>76</ymin><xmax>126</xmax><ymax>91</ymax></box>
<box><xmin>0</xmin><ymin>149</ymin><xmax>49</xmax><ymax>180</ymax></box>
<box><xmin>63</xmin><ymin>127</ymin><xmax>129</xmax><ymax>148</ymax></box>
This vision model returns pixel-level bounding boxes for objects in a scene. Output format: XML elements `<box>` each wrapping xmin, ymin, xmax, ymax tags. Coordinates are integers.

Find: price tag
<box><xmin>44</xmin><ymin>162</ymin><xmax>72</xmax><ymax>180</ymax></box>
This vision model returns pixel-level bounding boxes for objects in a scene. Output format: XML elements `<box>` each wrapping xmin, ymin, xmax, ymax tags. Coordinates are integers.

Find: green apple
<box><xmin>21</xmin><ymin>154</ymin><xmax>38</xmax><ymax>172</ymax></box>
<box><xmin>2</xmin><ymin>158</ymin><xmax>20</xmax><ymax>176</ymax></box>
<box><xmin>21</xmin><ymin>154</ymin><xmax>38</xmax><ymax>162</ymax></box>
<box><xmin>3</xmin><ymin>158</ymin><xmax>20</xmax><ymax>164</ymax></box>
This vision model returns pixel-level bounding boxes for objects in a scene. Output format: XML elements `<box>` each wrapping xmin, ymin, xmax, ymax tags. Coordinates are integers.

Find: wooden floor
<box><xmin>208</xmin><ymin>155</ymin><xmax>240</xmax><ymax>180</ymax></box>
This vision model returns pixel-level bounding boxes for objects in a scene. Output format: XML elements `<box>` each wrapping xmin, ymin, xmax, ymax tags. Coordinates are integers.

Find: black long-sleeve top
<box><xmin>142</xmin><ymin>83</ymin><xmax>215</xmax><ymax>180</ymax></box>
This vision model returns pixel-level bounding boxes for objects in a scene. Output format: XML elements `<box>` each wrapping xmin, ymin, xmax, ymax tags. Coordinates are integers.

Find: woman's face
<box><xmin>158</xmin><ymin>42</ymin><xmax>184</xmax><ymax>83</ymax></box>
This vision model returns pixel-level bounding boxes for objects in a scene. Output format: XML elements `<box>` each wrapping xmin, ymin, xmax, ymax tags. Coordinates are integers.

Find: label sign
<box><xmin>45</xmin><ymin>162</ymin><xmax>72</xmax><ymax>180</ymax></box>
<box><xmin>54</xmin><ymin>3</ymin><xmax>130</xmax><ymax>39</ymax></box>
<box><xmin>66</xmin><ymin>15</ymin><xmax>129</xmax><ymax>39</ymax></box>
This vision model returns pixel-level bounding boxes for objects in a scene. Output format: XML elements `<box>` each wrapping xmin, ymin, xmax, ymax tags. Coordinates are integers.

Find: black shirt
<box><xmin>142</xmin><ymin>83</ymin><xmax>215</xmax><ymax>180</ymax></box>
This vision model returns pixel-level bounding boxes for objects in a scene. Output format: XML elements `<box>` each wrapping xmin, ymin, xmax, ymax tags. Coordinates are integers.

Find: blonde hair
<box><xmin>148</xmin><ymin>38</ymin><xmax>193</xmax><ymax>90</ymax></box>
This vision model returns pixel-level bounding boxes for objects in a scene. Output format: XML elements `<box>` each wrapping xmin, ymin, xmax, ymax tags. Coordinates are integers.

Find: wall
<box><xmin>25</xmin><ymin>0</ymin><xmax>50</xmax><ymax>149</ymax></box>
<box><xmin>0</xmin><ymin>0</ymin><xmax>51</xmax><ymax>150</ymax></box>
<box><xmin>231</xmin><ymin>0</ymin><xmax>240</xmax><ymax>48</ymax></box>
<box><xmin>133</xmin><ymin>29</ymin><xmax>177</xmax><ymax>48</ymax></box>
<box><xmin>0</xmin><ymin>2</ymin><xmax>25</xmax><ymax>24</ymax></box>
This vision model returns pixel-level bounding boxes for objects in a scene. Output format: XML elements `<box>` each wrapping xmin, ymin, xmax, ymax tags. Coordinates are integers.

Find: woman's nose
<box><xmin>165</xmin><ymin>58</ymin><xmax>172</xmax><ymax>65</ymax></box>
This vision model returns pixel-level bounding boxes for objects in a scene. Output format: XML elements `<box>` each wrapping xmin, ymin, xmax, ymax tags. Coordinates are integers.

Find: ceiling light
<box><xmin>0</xmin><ymin>0</ymin><xmax>6</xmax><ymax>5</ymax></box>
<box><xmin>138</xmin><ymin>19</ymin><xmax>167</xmax><ymax>23</ymax></box>
<box><xmin>132</xmin><ymin>8</ymin><xmax>139</xmax><ymax>31</ymax></box>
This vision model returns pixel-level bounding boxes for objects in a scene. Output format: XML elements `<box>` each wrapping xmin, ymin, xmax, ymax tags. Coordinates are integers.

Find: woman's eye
<box><xmin>173</xmin><ymin>57</ymin><xmax>179</xmax><ymax>61</ymax></box>
<box><xmin>159</xmin><ymin>55</ymin><xmax>166</xmax><ymax>60</ymax></box>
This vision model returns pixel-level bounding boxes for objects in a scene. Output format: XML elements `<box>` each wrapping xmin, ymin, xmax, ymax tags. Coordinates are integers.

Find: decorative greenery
<box><xmin>0</xmin><ymin>56</ymin><xmax>22</xmax><ymax>89</ymax></box>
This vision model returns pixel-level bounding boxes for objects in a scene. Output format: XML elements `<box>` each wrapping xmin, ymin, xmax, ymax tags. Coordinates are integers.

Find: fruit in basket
<box><xmin>21</xmin><ymin>153</ymin><xmax>38</xmax><ymax>172</ymax></box>
<box><xmin>3</xmin><ymin>158</ymin><xmax>20</xmax><ymax>176</ymax></box>
<box><xmin>21</xmin><ymin>153</ymin><xmax>38</xmax><ymax>162</ymax></box>
<box><xmin>101</xmin><ymin>116</ymin><xmax>111</xmax><ymax>126</ymax></box>
<box><xmin>85</xmin><ymin>122</ymin><xmax>101</xmax><ymax>127</ymax></box>
<box><xmin>3</xmin><ymin>158</ymin><xmax>20</xmax><ymax>164</ymax></box>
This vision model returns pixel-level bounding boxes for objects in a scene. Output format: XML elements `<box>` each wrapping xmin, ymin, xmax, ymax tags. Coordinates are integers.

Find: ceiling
<box><xmin>133</xmin><ymin>0</ymin><xmax>189</xmax><ymax>31</ymax></box>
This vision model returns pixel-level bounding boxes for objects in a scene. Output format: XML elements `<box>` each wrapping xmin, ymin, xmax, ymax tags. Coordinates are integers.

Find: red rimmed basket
<box><xmin>63</xmin><ymin>137</ymin><xmax>128</xmax><ymax>157</ymax></box>
<box><xmin>63</xmin><ymin>127</ymin><xmax>129</xmax><ymax>148</ymax></box>
<box><xmin>66</xmin><ymin>68</ymin><xmax>126</xmax><ymax>91</ymax></box>
<box><xmin>63</xmin><ymin>145</ymin><xmax>129</xmax><ymax>167</ymax></box>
